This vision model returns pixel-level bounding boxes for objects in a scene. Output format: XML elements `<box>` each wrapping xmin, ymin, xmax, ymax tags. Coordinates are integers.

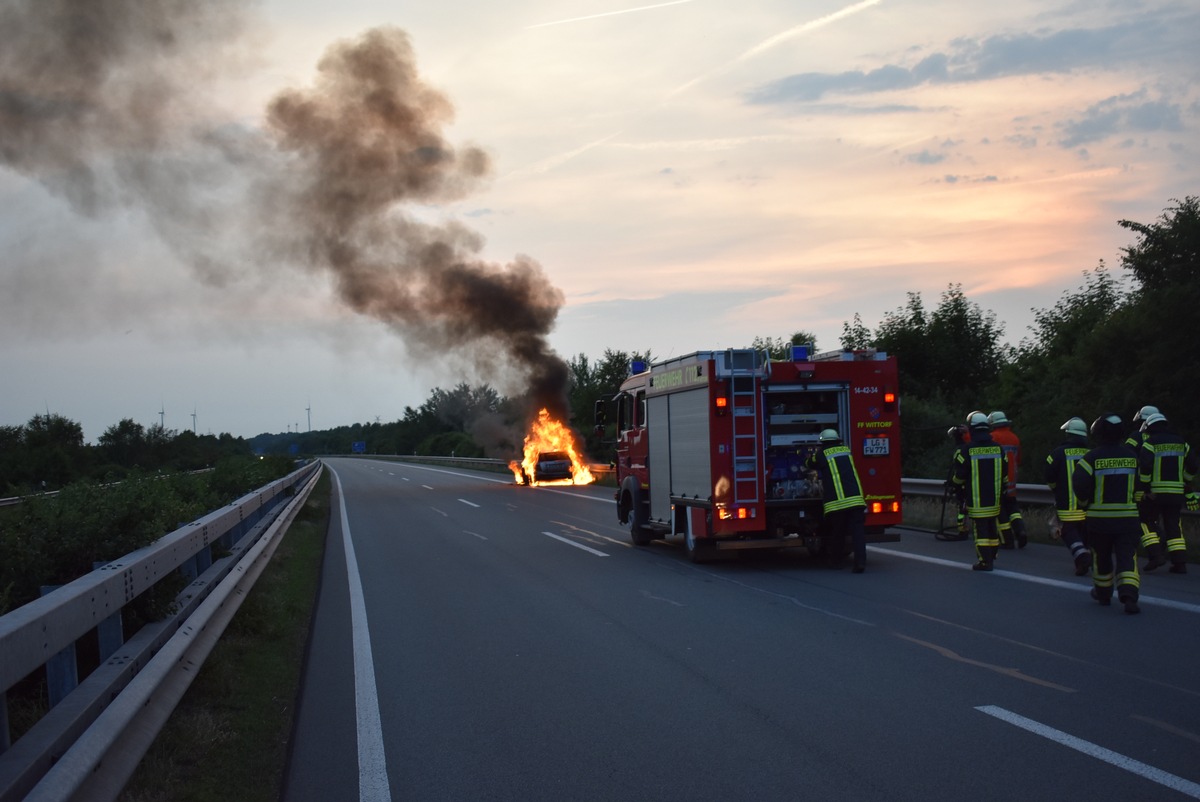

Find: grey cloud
<box><xmin>942</xmin><ymin>174</ymin><xmax>999</xmax><ymax>184</ymax></box>
<box><xmin>748</xmin><ymin>12</ymin><xmax>1194</xmax><ymax>105</ymax></box>
<box><xmin>750</xmin><ymin>64</ymin><xmax>918</xmax><ymax>103</ymax></box>
<box><xmin>906</xmin><ymin>149</ymin><xmax>945</xmax><ymax>165</ymax></box>
<box><xmin>1059</xmin><ymin>93</ymin><xmax>1183</xmax><ymax>147</ymax></box>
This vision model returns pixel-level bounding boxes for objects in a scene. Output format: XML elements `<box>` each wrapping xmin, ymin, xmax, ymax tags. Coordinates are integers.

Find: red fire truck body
<box><xmin>608</xmin><ymin>347</ymin><xmax>902</xmax><ymax>561</ymax></box>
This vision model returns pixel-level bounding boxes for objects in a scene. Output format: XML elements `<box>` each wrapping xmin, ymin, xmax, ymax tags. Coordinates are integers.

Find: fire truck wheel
<box><xmin>625</xmin><ymin>484</ymin><xmax>653</xmax><ymax>546</ymax></box>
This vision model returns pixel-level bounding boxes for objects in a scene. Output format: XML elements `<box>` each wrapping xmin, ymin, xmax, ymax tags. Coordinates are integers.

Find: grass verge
<box><xmin>118</xmin><ymin>469</ymin><xmax>330</xmax><ymax>802</ymax></box>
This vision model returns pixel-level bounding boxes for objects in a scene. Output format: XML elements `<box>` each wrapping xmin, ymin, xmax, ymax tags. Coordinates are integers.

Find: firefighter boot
<box><xmin>1143</xmin><ymin>544</ymin><xmax>1167</xmax><ymax>572</ymax></box>
<box><xmin>1169</xmin><ymin>560</ymin><xmax>1188</xmax><ymax>574</ymax></box>
<box><xmin>972</xmin><ymin>543</ymin><xmax>997</xmax><ymax>571</ymax></box>
<box><xmin>1120</xmin><ymin>594</ymin><xmax>1141</xmax><ymax>615</ymax></box>
<box><xmin>1090</xmin><ymin>587</ymin><xmax>1112</xmax><ymax>606</ymax></box>
<box><xmin>1012</xmin><ymin>516</ymin><xmax>1027</xmax><ymax>549</ymax></box>
<box><xmin>1073</xmin><ymin>552</ymin><xmax>1092</xmax><ymax>577</ymax></box>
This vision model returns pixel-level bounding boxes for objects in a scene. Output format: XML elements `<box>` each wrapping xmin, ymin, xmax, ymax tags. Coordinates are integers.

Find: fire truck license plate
<box><xmin>863</xmin><ymin>437</ymin><xmax>889</xmax><ymax>456</ymax></box>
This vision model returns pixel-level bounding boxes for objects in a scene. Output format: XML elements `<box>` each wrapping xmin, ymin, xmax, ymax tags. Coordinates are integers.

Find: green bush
<box><xmin>0</xmin><ymin>457</ymin><xmax>296</xmax><ymax>617</ymax></box>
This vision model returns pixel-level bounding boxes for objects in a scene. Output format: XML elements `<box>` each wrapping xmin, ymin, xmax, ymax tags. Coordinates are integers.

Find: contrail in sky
<box><xmin>668</xmin><ymin>0</ymin><xmax>885</xmax><ymax>97</ymax></box>
<box><xmin>527</xmin><ymin>0</ymin><xmax>695</xmax><ymax>30</ymax></box>
<box><xmin>520</xmin><ymin>0</ymin><xmax>885</xmax><ymax>174</ymax></box>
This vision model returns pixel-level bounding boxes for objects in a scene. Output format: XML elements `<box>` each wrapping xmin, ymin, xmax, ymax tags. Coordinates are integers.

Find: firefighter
<box><xmin>1073</xmin><ymin>413</ymin><xmax>1144</xmax><ymax>614</ymax></box>
<box><xmin>1127</xmin><ymin>405</ymin><xmax>1166</xmax><ymax>571</ymax></box>
<box><xmin>1044</xmin><ymin>416</ymin><xmax>1091</xmax><ymax>575</ymax></box>
<box><xmin>988</xmin><ymin>410</ymin><xmax>1027</xmax><ymax>549</ymax></box>
<box><xmin>946</xmin><ymin>412</ymin><xmax>984</xmax><ymax>538</ymax></box>
<box><xmin>808</xmin><ymin>429</ymin><xmax>868</xmax><ymax>573</ymax></box>
<box><xmin>943</xmin><ymin>422</ymin><xmax>970</xmax><ymax>539</ymax></box>
<box><xmin>951</xmin><ymin>411</ymin><xmax>1007</xmax><ymax>571</ymax></box>
<box><xmin>1137</xmin><ymin>412</ymin><xmax>1198</xmax><ymax>574</ymax></box>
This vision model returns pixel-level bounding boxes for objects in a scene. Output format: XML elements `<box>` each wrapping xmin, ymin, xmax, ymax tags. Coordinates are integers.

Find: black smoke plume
<box><xmin>0</xmin><ymin>2</ymin><xmax>571</xmax><ymax>427</ymax></box>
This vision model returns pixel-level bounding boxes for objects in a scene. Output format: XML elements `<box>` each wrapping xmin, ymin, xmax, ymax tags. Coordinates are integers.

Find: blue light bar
<box><xmin>791</xmin><ymin>345</ymin><xmax>809</xmax><ymax>362</ymax></box>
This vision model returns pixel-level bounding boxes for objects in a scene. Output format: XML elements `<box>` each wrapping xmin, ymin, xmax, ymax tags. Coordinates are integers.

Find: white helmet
<box><xmin>1133</xmin><ymin>405</ymin><xmax>1159</xmax><ymax>422</ymax></box>
<box><xmin>1140</xmin><ymin>412</ymin><xmax>1167</xmax><ymax>431</ymax></box>
<box><xmin>819</xmin><ymin>429</ymin><xmax>841</xmax><ymax>443</ymax></box>
<box><xmin>987</xmin><ymin>410</ymin><xmax>1010</xmax><ymax>427</ymax></box>
<box><xmin>966</xmin><ymin>411</ymin><xmax>990</xmax><ymax>430</ymax></box>
<box><xmin>1060</xmin><ymin>417</ymin><xmax>1087</xmax><ymax>438</ymax></box>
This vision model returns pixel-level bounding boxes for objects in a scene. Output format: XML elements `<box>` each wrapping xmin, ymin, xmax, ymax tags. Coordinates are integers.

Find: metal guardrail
<box><xmin>0</xmin><ymin>460</ymin><xmax>321</xmax><ymax>802</ymax></box>
<box><xmin>901</xmin><ymin>478</ymin><xmax>1054</xmax><ymax>506</ymax></box>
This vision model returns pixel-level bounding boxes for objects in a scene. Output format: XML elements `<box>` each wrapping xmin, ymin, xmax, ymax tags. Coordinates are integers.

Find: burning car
<box><xmin>509</xmin><ymin>409</ymin><xmax>594</xmax><ymax>487</ymax></box>
<box><xmin>530</xmin><ymin>451</ymin><xmax>572</xmax><ymax>483</ymax></box>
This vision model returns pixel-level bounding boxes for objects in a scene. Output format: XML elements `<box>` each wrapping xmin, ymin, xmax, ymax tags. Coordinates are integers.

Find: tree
<box><xmin>99</xmin><ymin>418</ymin><xmax>148</xmax><ymax>469</ymax></box>
<box><xmin>20</xmin><ymin>414</ymin><xmax>87</xmax><ymax>490</ymax></box>
<box><xmin>750</xmin><ymin>331</ymin><xmax>819</xmax><ymax>359</ymax></box>
<box><xmin>1118</xmin><ymin>196</ymin><xmax>1200</xmax><ymax>292</ymax></box>
<box><xmin>846</xmin><ymin>285</ymin><xmax>1008</xmax><ymax>478</ymax></box>
<box><xmin>840</xmin><ymin>314</ymin><xmax>871</xmax><ymax>350</ymax></box>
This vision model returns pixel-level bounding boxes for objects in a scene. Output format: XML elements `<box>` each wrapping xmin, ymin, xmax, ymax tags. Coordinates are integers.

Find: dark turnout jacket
<box><xmin>952</xmin><ymin>430</ymin><xmax>1007</xmax><ymax>518</ymax></box>
<box><xmin>1072</xmin><ymin>442</ymin><xmax>1145</xmax><ymax>534</ymax></box>
<box><xmin>1044</xmin><ymin>435</ymin><xmax>1090</xmax><ymax>521</ymax></box>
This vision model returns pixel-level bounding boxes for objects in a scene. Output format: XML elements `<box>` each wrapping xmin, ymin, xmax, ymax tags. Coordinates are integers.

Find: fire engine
<box><xmin>596</xmin><ymin>347</ymin><xmax>902</xmax><ymax>562</ymax></box>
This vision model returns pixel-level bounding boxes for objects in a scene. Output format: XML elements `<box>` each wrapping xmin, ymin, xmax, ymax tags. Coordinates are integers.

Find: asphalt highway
<box><xmin>282</xmin><ymin>457</ymin><xmax>1200</xmax><ymax>802</ymax></box>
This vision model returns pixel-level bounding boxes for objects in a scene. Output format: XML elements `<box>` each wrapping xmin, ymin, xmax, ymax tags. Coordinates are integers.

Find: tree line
<box><xmin>0</xmin><ymin>415</ymin><xmax>257</xmax><ymax>496</ymax></box>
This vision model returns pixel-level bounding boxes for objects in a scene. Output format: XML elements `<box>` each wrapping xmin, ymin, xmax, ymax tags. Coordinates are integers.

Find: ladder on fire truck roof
<box><xmin>725</xmin><ymin>349</ymin><xmax>761</xmax><ymax>507</ymax></box>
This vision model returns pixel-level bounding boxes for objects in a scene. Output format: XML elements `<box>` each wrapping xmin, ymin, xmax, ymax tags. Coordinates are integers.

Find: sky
<box><xmin>1</xmin><ymin>0</ymin><xmax>1197</xmax><ymax>443</ymax></box>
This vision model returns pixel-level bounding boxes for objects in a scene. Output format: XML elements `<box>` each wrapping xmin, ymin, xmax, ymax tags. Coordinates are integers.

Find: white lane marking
<box><xmin>458</xmin><ymin>499</ymin><xmax>481</xmax><ymax>508</ymax></box>
<box><xmin>421</xmin><ymin>484</ymin><xmax>434</xmax><ymax>490</ymax></box>
<box><xmin>542</xmin><ymin>531</ymin><xmax>609</xmax><ymax>557</ymax></box>
<box><xmin>388</xmin><ymin>472</ymin><xmax>395</xmax><ymax>476</ymax></box>
<box><xmin>464</xmin><ymin>530</ymin><xmax>488</xmax><ymax>540</ymax></box>
<box><xmin>403</xmin><ymin>477</ymin><xmax>410</xmax><ymax>482</ymax></box>
<box><xmin>870</xmin><ymin>546</ymin><xmax>1200</xmax><ymax>615</ymax></box>
<box><xmin>329</xmin><ymin>467</ymin><xmax>392</xmax><ymax>802</ymax></box>
<box><xmin>431</xmin><ymin>507</ymin><xmax>448</xmax><ymax>517</ymax></box>
<box><xmin>977</xmin><ymin>706</ymin><xmax>1200</xmax><ymax>798</ymax></box>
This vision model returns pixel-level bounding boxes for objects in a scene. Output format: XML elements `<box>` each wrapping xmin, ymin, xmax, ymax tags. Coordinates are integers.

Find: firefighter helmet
<box><xmin>819</xmin><ymin>429</ymin><xmax>841</xmax><ymax>443</ymax></box>
<box><xmin>1133</xmin><ymin>405</ymin><xmax>1159</xmax><ymax>422</ymax></box>
<box><xmin>1090</xmin><ymin>413</ymin><xmax>1123</xmax><ymax>443</ymax></box>
<box><xmin>988</xmin><ymin>410</ymin><xmax>1011</xmax><ymax>428</ymax></box>
<box><xmin>1140</xmin><ymin>412</ymin><xmax>1167</xmax><ymax>431</ymax></box>
<box><xmin>1060</xmin><ymin>417</ymin><xmax>1087</xmax><ymax>438</ymax></box>
<box><xmin>967</xmin><ymin>411</ymin><xmax>990</xmax><ymax>430</ymax></box>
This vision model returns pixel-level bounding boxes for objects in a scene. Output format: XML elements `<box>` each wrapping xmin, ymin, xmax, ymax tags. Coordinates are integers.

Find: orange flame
<box><xmin>508</xmin><ymin>408</ymin><xmax>594</xmax><ymax>486</ymax></box>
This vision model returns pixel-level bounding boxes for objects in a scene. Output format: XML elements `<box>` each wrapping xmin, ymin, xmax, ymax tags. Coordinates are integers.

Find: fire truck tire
<box><xmin>624</xmin><ymin>484</ymin><xmax>653</xmax><ymax>546</ymax></box>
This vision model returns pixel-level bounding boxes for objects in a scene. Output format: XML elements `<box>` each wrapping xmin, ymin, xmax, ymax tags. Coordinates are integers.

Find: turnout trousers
<box><xmin>1090</xmin><ymin>526</ymin><xmax>1141</xmax><ymax>603</ymax></box>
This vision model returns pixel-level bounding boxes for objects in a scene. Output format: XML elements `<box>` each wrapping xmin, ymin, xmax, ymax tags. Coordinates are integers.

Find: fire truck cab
<box><xmin>600</xmin><ymin>347</ymin><xmax>902</xmax><ymax>562</ymax></box>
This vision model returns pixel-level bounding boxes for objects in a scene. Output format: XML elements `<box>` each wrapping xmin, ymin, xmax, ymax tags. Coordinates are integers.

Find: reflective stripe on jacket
<box><xmin>809</xmin><ymin>444</ymin><xmax>866</xmax><ymax>514</ymax></box>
